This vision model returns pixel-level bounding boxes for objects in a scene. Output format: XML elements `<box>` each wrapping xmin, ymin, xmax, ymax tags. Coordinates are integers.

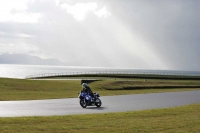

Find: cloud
<box><xmin>60</xmin><ymin>3</ymin><xmax>97</xmax><ymax>21</ymax></box>
<box><xmin>101</xmin><ymin>0</ymin><xmax>200</xmax><ymax>70</ymax></box>
<box><xmin>0</xmin><ymin>42</ymin><xmax>40</xmax><ymax>54</ymax></box>
<box><xmin>60</xmin><ymin>2</ymin><xmax>111</xmax><ymax>21</ymax></box>
<box><xmin>0</xmin><ymin>0</ymin><xmax>41</xmax><ymax>23</ymax></box>
<box><xmin>0</xmin><ymin>0</ymin><xmax>200</xmax><ymax>70</ymax></box>
<box><xmin>94</xmin><ymin>7</ymin><xmax>111</xmax><ymax>18</ymax></box>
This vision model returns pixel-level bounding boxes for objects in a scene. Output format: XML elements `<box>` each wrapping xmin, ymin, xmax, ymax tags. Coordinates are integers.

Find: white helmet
<box><xmin>82</xmin><ymin>83</ymin><xmax>87</xmax><ymax>88</ymax></box>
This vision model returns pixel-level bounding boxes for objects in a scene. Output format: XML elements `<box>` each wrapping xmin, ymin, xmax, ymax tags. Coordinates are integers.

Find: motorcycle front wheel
<box><xmin>80</xmin><ymin>99</ymin><xmax>87</xmax><ymax>108</ymax></box>
<box><xmin>95</xmin><ymin>98</ymin><xmax>102</xmax><ymax>107</ymax></box>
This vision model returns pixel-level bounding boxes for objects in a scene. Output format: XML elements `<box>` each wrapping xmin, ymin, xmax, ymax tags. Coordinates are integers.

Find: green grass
<box><xmin>0</xmin><ymin>78</ymin><xmax>81</xmax><ymax>100</ymax></box>
<box><xmin>90</xmin><ymin>79</ymin><xmax>200</xmax><ymax>89</ymax></box>
<box><xmin>0</xmin><ymin>78</ymin><xmax>200</xmax><ymax>100</ymax></box>
<box><xmin>0</xmin><ymin>103</ymin><xmax>199</xmax><ymax>133</ymax></box>
<box><xmin>1</xmin><ymin>77</ymin><xmax>200</xmax><ymax>132</ymax></box>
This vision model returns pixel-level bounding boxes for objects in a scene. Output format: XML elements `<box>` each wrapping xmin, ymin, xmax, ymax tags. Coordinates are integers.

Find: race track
<box><xmin>0</xmin><ymin>90</ymin><xmax>200</xmax><ymax>117</ymax></box>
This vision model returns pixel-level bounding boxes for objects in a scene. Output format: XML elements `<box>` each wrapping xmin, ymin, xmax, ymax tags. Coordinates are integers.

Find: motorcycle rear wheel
<box><xmin>80</xmin><ymin>99</ymin><xmax>87</xmax><ymax>108</ymax></box>
<box><xmin>95</xmin><ymin>98</ymin><xmax>102</xmax><ymax>107</ymax></box>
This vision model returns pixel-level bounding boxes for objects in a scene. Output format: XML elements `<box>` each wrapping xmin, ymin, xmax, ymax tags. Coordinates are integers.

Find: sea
<box><xmin>0</xmin><ymin>64</ymin><xmax>200</xmax><ymax>79</ymax></box>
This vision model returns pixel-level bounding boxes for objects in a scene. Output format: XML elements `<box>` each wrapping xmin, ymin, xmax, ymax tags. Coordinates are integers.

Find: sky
<box><xmin>0</xmin><ymin>0</ymin><xmax>200</xmax><ymax>71</ymax></box>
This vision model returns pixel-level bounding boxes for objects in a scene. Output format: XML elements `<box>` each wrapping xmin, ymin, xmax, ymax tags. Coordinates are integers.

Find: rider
<box><xmin>82</xmin><ymin>83</ymin><xmax>95</xmax><ymax>100</ymax></box>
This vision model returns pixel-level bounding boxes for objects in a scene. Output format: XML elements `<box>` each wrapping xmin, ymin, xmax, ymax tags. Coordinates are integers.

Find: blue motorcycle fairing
<box><xmin>78</xmin><ymin>91</ymin><xmax>99</xmax><ymax>102</ymax></box>
<box><xmin>78</xmin><ymin>92</ymin><xmax>92</xmax><ymax>101</ymax></box>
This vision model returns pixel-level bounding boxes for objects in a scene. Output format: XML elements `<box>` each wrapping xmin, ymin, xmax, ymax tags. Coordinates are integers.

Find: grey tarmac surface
<box><xmin>0</xmin><ymin>90</ymin><xmax>200</xmax><ymax>117</ymax></box>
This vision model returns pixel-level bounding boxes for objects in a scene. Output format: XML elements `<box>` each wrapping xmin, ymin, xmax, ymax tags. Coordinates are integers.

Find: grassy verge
<box><xmin>0</xmin><ymin>78</ymin><xmax>200</xmax><ymax>100</ymax></box>
<box><xmin>0</xmin><ymin>103</ymin><xmax>199</xmax><ymax>133</ymax></box>
<box><xmin>0</xmin><ymin>78</ymin><xmax>81</xmax><ymax>100</ymax></box>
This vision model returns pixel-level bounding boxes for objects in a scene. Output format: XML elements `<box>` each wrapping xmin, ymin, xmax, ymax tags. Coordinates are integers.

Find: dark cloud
<box><xmin>100</xmin><ymin>0</ymin><xmax>200</xmax><ymax>70</ymax></box>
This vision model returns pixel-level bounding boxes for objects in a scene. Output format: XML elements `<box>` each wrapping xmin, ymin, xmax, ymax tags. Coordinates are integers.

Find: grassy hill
<box><xmin>0</xmin><ymin>77</ymin><xmax>200</xmax><ymax>100</ymax></box>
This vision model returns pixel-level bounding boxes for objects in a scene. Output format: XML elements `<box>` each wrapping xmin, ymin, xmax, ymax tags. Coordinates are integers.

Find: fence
<box><xmin>25</xmin><ymin>71</ymin><xmax>200</xmax><ymax>79</ymax></box>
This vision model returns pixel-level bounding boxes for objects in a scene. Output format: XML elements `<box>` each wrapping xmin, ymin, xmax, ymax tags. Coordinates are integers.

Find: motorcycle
<box><xmin>78</xmin><ymin>91</ymin><xmax>102</xmax><ymax>108</ymax></box>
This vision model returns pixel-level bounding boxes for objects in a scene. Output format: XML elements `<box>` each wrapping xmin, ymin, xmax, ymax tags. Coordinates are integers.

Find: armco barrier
<box><xmin>25</xmin><ymin>71</ymin><xmax>200</xmax><ymax>79</ymax></box>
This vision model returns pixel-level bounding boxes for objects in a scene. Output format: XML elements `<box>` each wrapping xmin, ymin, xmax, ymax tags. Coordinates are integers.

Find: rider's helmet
<box><xmin>82</xmin><ymin>83</ymin><xmax>87</xmax><ymax>88</ymax></box>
